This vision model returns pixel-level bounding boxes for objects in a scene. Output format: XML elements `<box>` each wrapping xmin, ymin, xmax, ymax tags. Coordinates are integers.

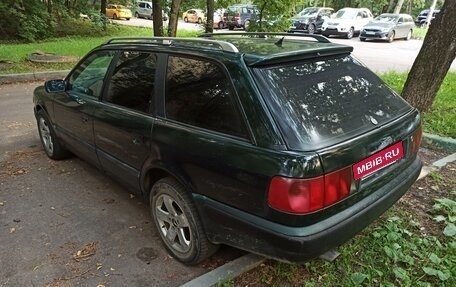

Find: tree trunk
<box><xmin>167</xmin><ymin>0</ymin><xmax>182</xmax><ymax>37</ymax></box>
<box><xmin>386</xmin><ymin>0</ymin><xmax>395</xmax><ymax>13</ymax></box>
<box><xmin>401</xmin><ymin>0</ymin><xmax>456</xmax><ymax>112</ymax></box>
<box><xmin>152</xmin><ymin>0</ymin><xmax>163</xmax><ymax>36</ymax></box>
<box><xmin>393</xmin><ymin>0</ymin><xmax>404</xmax><ymax>14</ymax></box>
<box><xmin>205</xmin><ymin>0</ymin><xmax>214</xmax><ymax>33</ymax></box>
<box><xmin>100</xmin><ymin>0</ymin><xmax>106</xmax><ymax>15</ymax></box>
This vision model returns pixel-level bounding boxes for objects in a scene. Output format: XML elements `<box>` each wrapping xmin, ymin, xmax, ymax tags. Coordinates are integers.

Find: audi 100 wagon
<box><xmin>33</xmin><ymin>33</ymin><xmax>422</xmax><ymax>264</ymax></box>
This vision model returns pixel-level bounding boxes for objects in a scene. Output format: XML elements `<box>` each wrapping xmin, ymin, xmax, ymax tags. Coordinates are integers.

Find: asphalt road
<box><xmin>0</xmin><ymin>82</ymin><xmax>240</xmax><ymax>286</ymax></box>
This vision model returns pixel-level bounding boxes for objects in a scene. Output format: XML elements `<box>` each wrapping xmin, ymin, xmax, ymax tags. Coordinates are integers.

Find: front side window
<box><xmin>68</xmin><ymin>51</ymin><xmax>115</xmax><ymax>98</ymax></box>
<box><xmin>165</xmin><ymin>56</ymin><xmax>247</xmax><ymax>138</ymax></box>
<box><xmin>104</xmin><ymin>51</ymin><xmax>157</xmax><ymax>113</ymax></box>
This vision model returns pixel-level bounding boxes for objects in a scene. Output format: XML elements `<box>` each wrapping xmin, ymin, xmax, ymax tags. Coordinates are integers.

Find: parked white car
<box><xmin>321</xmin><ymin>8</ymin><xmax>373</xmax><ymax>39</ymax></box>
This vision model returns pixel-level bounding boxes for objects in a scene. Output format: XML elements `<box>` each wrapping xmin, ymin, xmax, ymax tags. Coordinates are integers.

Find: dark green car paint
<box><xmin>33</xmin><ymin>35</ymin><xmax>422</xmax><ymax>262</ymax></box>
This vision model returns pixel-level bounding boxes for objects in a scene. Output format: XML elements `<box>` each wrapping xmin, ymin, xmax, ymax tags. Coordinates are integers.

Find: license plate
<box><xmin>366</xmin><ymin>31</ymin><xmax>375</xmax><ymax>35</ymax></box>
<box><xmin>353</xmin><ymin>142</ymin><xmax>404</xmax><ymax>180</ymax></box>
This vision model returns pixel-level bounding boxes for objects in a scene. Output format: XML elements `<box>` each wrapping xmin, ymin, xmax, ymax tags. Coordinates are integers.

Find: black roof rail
<box><xmin>199</xmin><ymin>32</ymin><xmax>331</xmax><ymax>43</ymax></box>
<box><xmin>102</xmin><ymin>37</ymin><xmax>239</xmax><ymax>53</ymax></box>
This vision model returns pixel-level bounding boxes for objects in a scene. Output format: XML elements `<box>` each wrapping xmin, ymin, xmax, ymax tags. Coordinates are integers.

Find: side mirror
<box><xmin>45</xmin><ymin>79</ymin><xmax>67</xmax><ymax>93</ymax></box>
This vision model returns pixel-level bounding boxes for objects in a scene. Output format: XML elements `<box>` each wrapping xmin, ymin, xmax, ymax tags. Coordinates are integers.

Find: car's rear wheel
<box><xmin>345</xmin><ymin>27</ymin><xmax>354</xmax><ymax>39</ymax></box>
<box><xmin>405</xmin><ymin>30</ymin><xmax>412</xmax><ymax>40</ymax></box>
<box><xmin>135</xmin><ymin>12</ymin><xmax>139</xmax><ymax>18</ymax></box>
<box><xmin>388</xmin><ymin>31</ymin><xmax>395</xmax><ymax>43</ymax></box>
<box><xmin>150</xmin><ymin>177</ymin><xmax>219</xmax><ymax>264</ymax></box>
<box><xmin>197</xmin><ymin>18</ymin><xmax>202</xmax><ymax>24</ymax></box>
<box><xmin>218</xmin><ymin>21</ymin><xmax>224</xmax><ymax>29</ymax></box>
<box><xmin>36</xmin><ymin>110</ymin><xmax>70</xmax><ymax>160</ymax></box>
<box><xmin>308</xmin><ymin>24</ymin><xmax>316</xmax><ymax>35</ymax></box>
<box><xmin>184</xmin><ymin>17</ymin><xmax>188</xmax><ymax>22</ymax></box>
<box><xmin>113</xmin><ymin>13</ymin><xmax>117</xmax><ymax>20</ymax></box>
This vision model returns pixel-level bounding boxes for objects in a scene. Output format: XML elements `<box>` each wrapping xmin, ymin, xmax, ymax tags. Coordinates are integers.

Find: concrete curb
<box><xmin>0</xmin><ymin>70</ymin><xmax>70</xmax><ymax>84</ymax></box>
<box><xmin>180</xmin><ymin>254</ymin><xmax>265</xmax><ymax>287</ymax></box>
<box><xmin>422</xmin><ymin>132</ymin><xmax>456</xmax><ymax>153</ymax></box>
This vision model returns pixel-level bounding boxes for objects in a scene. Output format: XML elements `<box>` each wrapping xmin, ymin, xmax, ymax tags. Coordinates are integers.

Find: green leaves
<box><xmin>350</xmin><ymin>272</ymin><xmax>369</xmax><ymax>285</ymax></box>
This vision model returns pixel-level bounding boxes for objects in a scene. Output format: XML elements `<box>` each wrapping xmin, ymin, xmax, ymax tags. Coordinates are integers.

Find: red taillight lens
<box><xmin>411</xmin><ymin>126</ymin><xmax>422</xmax><ymax>155</ymax></box>
<box><xmin>268</xmin><ymin>167</ymin><xmax>352</xmax><ymax>214</ymax></box>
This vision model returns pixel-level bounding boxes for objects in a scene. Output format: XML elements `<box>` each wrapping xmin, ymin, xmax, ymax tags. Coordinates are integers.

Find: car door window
<box><xmin>68</xmin><ymin>51</ymin><xmax>115</xmax><ymax>98</ymax></box>
<box><xmin>104</xmin><ymin>51</ymin><xmax>157</xmax><ymax>114</ymax></box>
<box><xmin>165</xmin><ymin>56</ymin><xmax>248</xmax><ymax>138</ymax></box>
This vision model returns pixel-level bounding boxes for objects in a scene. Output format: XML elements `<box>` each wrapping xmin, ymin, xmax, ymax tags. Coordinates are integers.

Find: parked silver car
<box><xmin>360</xmin><ymin>13</ymin><xmax>415</xmax><ymax>42</ymax></box>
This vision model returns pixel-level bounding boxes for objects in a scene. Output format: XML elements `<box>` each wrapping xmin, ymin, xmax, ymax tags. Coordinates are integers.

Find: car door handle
<box><xmin>132</xmin><ymin>136</ymin><xmax>142</xmax><ymax>145</ymax></box>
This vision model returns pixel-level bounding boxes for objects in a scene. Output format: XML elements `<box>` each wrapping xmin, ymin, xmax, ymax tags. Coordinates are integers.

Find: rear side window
<box><xmin>253</xmin><ymin>55</ymin><xmax>411</xmax><ymax>150</ymax></box>
<box><xmin>165</xmin><ymin>56</ymin><xmax>248</xmax><ymax>138</ymax></box>
<box><xmin>104</xmin><ymin>51</ymin><xmax>156</xmax><ymax>113</ymax></box>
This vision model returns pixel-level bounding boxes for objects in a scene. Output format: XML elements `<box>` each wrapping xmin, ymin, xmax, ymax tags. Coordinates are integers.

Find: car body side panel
<box><xmin>93</xmin><ymin>103</ymin><xmax>153</xmax><ymax>192</ymax></box>
<box><xmin>52</xmin><ymin>90</ymin><xmax>100</xmax><ymax>168</ymax></box>
<box><xmin>150</xmin><ymin>119</ymin><xmax>322</xmax><ymax>217</ymax></box>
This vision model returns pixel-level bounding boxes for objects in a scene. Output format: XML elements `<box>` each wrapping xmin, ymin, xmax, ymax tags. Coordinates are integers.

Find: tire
<box><xmin>360</xmin><ymin>37</ymin><xmax>366</xmax><ymax>42</ymax></box>
<box><xmin>228</xmin><ymin>25</ymin><xmax>234</xmax><ymax>30</ymax></box>
<box><xmin>218</xmin><ymin>21</ymin><xmax>224</xmax><ymax>29</ymax></box>
<box><xmin>345</xmin><ymin>27</ymin><xmax>354</xmax><ymax>39</ymax></box>
<box><xmin>36</xmin><ymin>110</ymin><xmax>70</xmax><ymax>160</ymax></box>
<box><xmin>135</xmin><ymin>12</ymin><xmax>139</xmax><ymax>18</ymax></box>
<box><xmin>126</xmin><ymin>18</ymin><xmax>130</xmax><ymax>21</ymax></box>
<box><xmin>405</xmin><ymin>30</ymin><xmax>412</xmax><ymax>41</ymax></box>
<box><xmin>322</xmin><ymin>32</ymin><xmax>329</xmax><ymax>37</ymax></box>
<box><xmin>113</xmin><ymin>14</ymin><xmax>117</xmax><ymax>20</ymax></box>
<box><xmin>243</xmin><ymin>20</ymin><xmax>250</xmax><ymax>30</ymax></box>
<box><xmin>388</xmin><ymin>31</ymin><xmax>395</xmax><ymax>43</ymax></box>
<box><xmin>150</xmin><ymin>177</ymin><xmax>219</xmax><ymax>264</ymax></box>
<box><xmin>308</xmin><ymin>24</ymin><xmax>316</xmax><ymax>35</ymax></box>
<box><xmin>197</xmin><ymin>18</ymin><xmax>202</xmax><ymax>24</ymax></box>
<box><xmin>184</xmin><ymin>17</ymin><xmax>188</xmax><ymax>23</ymax></box>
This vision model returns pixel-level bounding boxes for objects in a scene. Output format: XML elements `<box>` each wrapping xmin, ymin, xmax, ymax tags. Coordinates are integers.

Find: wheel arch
<box><xmin>140</xmin><ymin>163</ymin><xmax>196</xmax><ymax>202</ymax></box>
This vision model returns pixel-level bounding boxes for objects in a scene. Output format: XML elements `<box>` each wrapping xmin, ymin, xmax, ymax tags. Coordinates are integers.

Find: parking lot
<box><xmin>0</xmin><ymin>82</ymin><xmax>240</xmax><ymax>287</ymax></box>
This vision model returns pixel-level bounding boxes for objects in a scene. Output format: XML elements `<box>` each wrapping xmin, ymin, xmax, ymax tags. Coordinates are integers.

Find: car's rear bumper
<box><xmin>194</xmin><ymin>156</ymin><xmax>422</xmax><ymax>262</ymax></box>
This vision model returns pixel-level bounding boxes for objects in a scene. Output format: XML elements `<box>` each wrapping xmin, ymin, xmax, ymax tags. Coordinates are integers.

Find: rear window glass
<box><xmin>252</xmin><ymin>55</ymin><xmax>411</xmax><ymax>151</ymax></box>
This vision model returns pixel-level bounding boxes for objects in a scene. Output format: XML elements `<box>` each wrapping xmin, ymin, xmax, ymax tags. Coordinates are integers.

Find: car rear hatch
<box><xmin>250</xmin><ymin>53</ymin><xmax>422</xmax><ymax>226</ymax></box>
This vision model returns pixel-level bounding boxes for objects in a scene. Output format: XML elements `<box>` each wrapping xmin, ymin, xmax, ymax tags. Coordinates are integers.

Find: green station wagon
<box><xmin>33</xmin><ymin>33</ymin><xmax>423</xmax><ymax>264</ymax></box>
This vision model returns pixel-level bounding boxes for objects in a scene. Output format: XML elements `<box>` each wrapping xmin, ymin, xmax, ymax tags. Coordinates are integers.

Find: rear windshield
<box><xmin>252</xmin><ymin>55</ymin><xmax>412</xmax><ymax>151</ymax></box>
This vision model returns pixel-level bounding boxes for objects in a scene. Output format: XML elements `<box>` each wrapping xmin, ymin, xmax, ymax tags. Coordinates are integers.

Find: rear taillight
<box><xmin>268</xmin><ymin>167</ymin><xmax>352</xmax><ymax>214</ymax></box>
<box><xmin>411</xmin><ymin>126</ymin><xmax>422</xmax><ymax>155</ymax></box>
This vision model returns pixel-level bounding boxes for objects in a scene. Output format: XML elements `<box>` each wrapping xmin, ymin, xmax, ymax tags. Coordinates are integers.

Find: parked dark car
<box><xmin>415</xmin><ymin>9</ymin><xmax>440</xmax><ymax>27</ymax></box>
<box><xmin>360</xmin><ymin>13</ymin><xmax>415</xmax><ymax>42</ymax></box>
<box><xmin>34</xmin><ymin>33</ymin><xmax>422</xmax><ymax>264</ymax></box>
<box><xmin>289</xmin><ymin>7</ymin><xmax>334</xmax><ymax>34</ymax></box>
<box><xmin>223</xmin><ymin>4</ymin><xmax>257</xmax><ymax>30</ymax></box>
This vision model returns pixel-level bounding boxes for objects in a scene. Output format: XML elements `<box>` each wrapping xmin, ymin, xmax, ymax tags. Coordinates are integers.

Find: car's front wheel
<box><xmin>360</xmin><ymin>37</ymin><xmax>366</xmax><ymax>42</ymax></box>
<box><xmin>388</xmin><ymin>31</ymin><xmax>395</xmax><ymax>43</ymax></box>
<box><xmin>36</xmin><ymin>110</ymin><xmax>70</xmax><ymax>160</ymax></box>
<box><xmin>345</xmin><ymin>27</ymin><xmax>354</xmax><ymax>39</ymax></box>
<box><xmin>113</xmin><ymin>13</ymin><xmax>118</xmax><ymax>20</ymax></box>
<box><xmin>135</xmin><ymin>12</ymin><xmax>139</xmax><ymax>18</ymax></box>
<box><xmin>184</xmin><ymin>17</ymin><xmax>188</xmax><ymax>22</ymax></box>
<box><xmin>150</xmin><ymin>177</ymin><xmax>218</xmax><ymax>264</ymax></box>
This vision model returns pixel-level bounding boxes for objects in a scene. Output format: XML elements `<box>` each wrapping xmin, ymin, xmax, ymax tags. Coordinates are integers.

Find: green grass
<box><xmin>0</xmin><ymin>24</ymin><xmax>200</xmax><ymax>74</ymax></box>
<box><xmin>413</xmin><ymin>27</ymin><xmax>428</xmax><ymax>39</ymax></box>
<box><xmin>381</xmin><ymin>72</ymin><xmax>456</xmax><ymax>139</ymax></box>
